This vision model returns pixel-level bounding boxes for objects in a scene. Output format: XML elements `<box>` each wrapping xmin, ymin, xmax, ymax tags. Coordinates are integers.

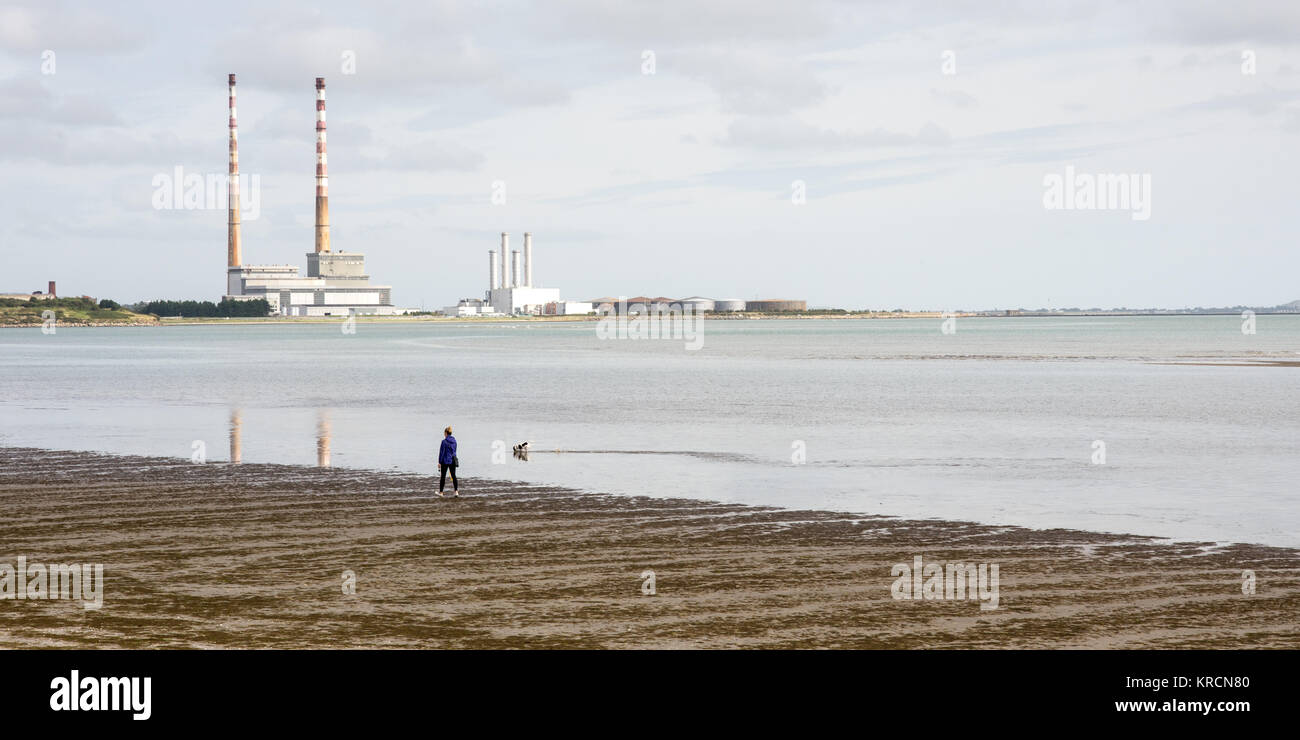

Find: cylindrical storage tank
<box><xmin>713</xmin><ymin>298</ymin><xmax>745</xmax><ymax>312</ymax></box>
<box><xmin>745</xmin><ymin>300</ymin><xmax>806</xmax><ymax>312</ymax></box>
<box><xmin>680</xmin><ymin>297</ymin><xmax>715</xmax><ymax>312</ymax></box>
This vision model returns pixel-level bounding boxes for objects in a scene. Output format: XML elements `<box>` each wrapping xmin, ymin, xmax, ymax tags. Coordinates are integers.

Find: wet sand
<box><xmin>1</xmin><ymin>446</ymin><xmax>1297</xmax><ymax>649</ymax></box>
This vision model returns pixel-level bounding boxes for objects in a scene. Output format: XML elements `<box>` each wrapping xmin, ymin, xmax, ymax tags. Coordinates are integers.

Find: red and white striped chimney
<box><xmin>227</xmin><ymin>73</ymin><xmax>241</xmax><ymax>268</ymax></box>
<box><xmin>314</xmin><ymin>77</ymin><xmax>330</xmax><ymax>254</ymax></box>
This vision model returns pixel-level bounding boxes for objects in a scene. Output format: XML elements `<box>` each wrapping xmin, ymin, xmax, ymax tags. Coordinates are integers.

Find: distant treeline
<box><xmin>135</xmin><ymin>298</ymin><xmax>271</xmax><ymax>317</ymax></box>
<box><xmin>0</xmin><ymin>296</ymin><xmax>105</xmax><ymax>310</ymax></box>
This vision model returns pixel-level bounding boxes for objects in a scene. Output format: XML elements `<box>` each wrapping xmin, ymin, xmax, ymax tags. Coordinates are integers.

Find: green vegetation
<box><xmin>136</xmin><ymin>298</ymin><xmax>271</xmax><ymax>318</ymax></box>
<box><xmin>0</xmin><ymin>296</ymin><xmax>155</xmax><ymax>326</ymax></box>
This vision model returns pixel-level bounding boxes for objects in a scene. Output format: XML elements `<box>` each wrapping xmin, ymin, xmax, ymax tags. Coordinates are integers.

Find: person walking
<box><xmin>437</xmin><ymin>426</ymin><xmax>459</xmax><ymax>497</ymax></box>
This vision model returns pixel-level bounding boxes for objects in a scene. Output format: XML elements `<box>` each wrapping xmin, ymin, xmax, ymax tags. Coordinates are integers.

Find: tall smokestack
<box><xmin>489</xmin><ymin>250</ymin><xmax>499</xmax><ymax>290</ymax></box>
<box><xmin>511</xmin><ymin>250</ymin><xmax>520</xmax><ymax>288</ymax></box>
<box><xmin>227</xmin><ymin>74</ymin><xmax>241</xmax><ymax>268</ymax></box>
<box><xmin>314</xmin><ymin>77</ymin><xmax>330</xmax><ymax>254</ymax></box>
<box><xmin>48</xmin><ymin>281</ymin><xmax>56</xmax><ymax>298</ymax></box>
<box><xmin>499</xmin><ymin>233</ymin><xmax>509</xmax><ymax>292</ymax></box>
<box><xmin>523</xmin><ymin>232</ymin><xmax>533</xmax><ymax>287</ymax></box>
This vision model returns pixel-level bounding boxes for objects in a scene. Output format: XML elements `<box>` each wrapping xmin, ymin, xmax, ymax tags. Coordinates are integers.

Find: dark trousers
<box><xmin>439</xmin><ymin>463</ymin><xmax>457</xmax><ymax>492</ymax></box>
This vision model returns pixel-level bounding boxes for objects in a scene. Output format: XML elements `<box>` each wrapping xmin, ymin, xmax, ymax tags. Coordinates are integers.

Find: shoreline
<box><xmin>1</xmin><ymin>446</ymin><xmax>1296</xmax><ymax>648</ymax></box>
<box><xmin>3</xmin><ymin>311</ymin><xmax>1298</xmax><ymax>328</ymax></box>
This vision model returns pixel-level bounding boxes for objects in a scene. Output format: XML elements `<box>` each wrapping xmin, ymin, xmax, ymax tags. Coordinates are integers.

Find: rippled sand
<box><xmin>1</xmin><ymin>447</ymin><xmax>1297</xmax><ymax>648</ymax></box>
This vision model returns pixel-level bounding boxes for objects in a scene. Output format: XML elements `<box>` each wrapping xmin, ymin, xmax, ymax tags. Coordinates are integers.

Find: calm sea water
<box><xmin>2</xmin><ymin>316</ymin><xmax>1298</xmax><ymax>547</ymax></box>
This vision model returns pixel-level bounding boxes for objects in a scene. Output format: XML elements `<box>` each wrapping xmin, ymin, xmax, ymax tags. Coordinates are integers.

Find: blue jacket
<box><xmin>439</xmin><ymin>436</ymin><xmax>457</xmax><ymax>466</ymax></box>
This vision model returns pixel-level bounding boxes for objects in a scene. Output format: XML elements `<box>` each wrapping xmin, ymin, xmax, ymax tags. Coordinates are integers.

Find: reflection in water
<box><xmin>317</xmin><ymin>412</ymin><xmax>331</xmax><ymax>468</ymax></box>
<box><xmin>228</xmin><ymin>408</ymin><xmax>333</xmax><ymax>467</ymax></box>
<box><xmin>229</xmin><ymin>409</ymin><xmax>242</xmax><ymax>464</ymax></box>
<box><xmin>512</xmin><ymin>448</ymin><xmax>530</xmax><ymax>462</ymax></box>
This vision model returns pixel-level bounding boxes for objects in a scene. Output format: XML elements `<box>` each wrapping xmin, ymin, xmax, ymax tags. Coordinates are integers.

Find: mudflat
<box><xmin>1</xmin><ymin>447</ymin><xmax>1296</xmax><ymax>648</ymax></box>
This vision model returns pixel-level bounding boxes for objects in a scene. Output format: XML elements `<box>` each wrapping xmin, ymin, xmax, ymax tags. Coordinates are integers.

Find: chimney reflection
<box><xmin>317</xmin><ymin>411</ymin><xmax>331</xmax><ymax>468</ymax></box>
<box><xmin>229</xmin><ymin>408</ymin><xmax>242</xmax><ymax>464</ymax></box>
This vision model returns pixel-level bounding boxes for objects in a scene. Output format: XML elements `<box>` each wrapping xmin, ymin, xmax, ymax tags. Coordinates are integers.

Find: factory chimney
<box><xmin>314</xmin><ymin>77</ymin><xmax>330</xmax><ymax>254</ymax></box>
<box><xmin>489</xmin><ymin>250</ymin><xmax>499</xmax><ymax>290</ymax></box>
<box><xmin>499</xmin><ymin>233</ymin><xmax>509</xmax><ymax>292</ymax></box>
<box><xmin>511</xmin><ymin>250</ymin><xmax>520</xmax><ymax>288</ymax></box>
<box><xmin>227</xmin><ymin>74</ymin><xmax>241</xmax><ymax>268</ymax></box>
<box><xmin>523</xmin><ymin>232</ymin><xmax>533</xmax><ymax>287</ymax></box>
<box><xmin>48</xmin><ymin>281</ymin><xmax>56</xmax><ymax>298</ymax></box>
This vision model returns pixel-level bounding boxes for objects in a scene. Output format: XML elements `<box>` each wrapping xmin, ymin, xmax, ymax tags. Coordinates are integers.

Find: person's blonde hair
<box><xmin>444</xmin><ymin>426</ymin><xmax>453</xmax><ymax>435</ymax></box>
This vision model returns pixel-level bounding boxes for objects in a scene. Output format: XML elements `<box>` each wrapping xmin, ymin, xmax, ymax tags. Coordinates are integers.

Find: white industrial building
<box><xmin>442</xmin><ymin>297</ymin><xmax>502</xmax><ymax>317</ymax></box>
<box><xmin>227</xmin><ymin>252</ymin><xmax>399</xmax><ymax>316</ymax></box>
<box><xmin>543</xmin><ymin>301</ymin><xmax>594</xmax><ymax>315</ymax></box>
<box><xmin>679</xmin><ymin>296</ymin><xmax>715</xmax><ymax>312</ymax></box>
<box><xmin>483</xmin><ymin>232</ymin><xmax>560</xmax><ymax>315</ymax></box>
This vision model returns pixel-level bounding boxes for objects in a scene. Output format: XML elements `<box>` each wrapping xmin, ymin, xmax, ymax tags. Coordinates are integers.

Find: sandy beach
<box><xmin>1</xmin><ymin>446</ymin><xmax>1297</xmax><ymax>649</ymax></box>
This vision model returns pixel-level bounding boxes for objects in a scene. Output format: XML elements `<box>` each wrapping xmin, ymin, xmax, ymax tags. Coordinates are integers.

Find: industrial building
<box><xmin>442</xmin><ymin>297</ymin><xmax>500</xmax><ymax>317</ymax></box>
<box><xmin>745</xmin><ymin>299</ymin><xmax>807</xmax><ymax>312</ymax></box>
<box><xmin>222</xmin><ymin>75</ymin><xmax>400</xmax><ymax>316</ymax></box>
<box><xmin>679</xmin><ymin>296</ymin><xmax>714</xmax><ymax>312</ymax></box>
<box><xmin>542</xmin><ymin>301</ymin><xmax>594</xmax><ymax>315</ymax></box>
<box><xmin>477</xmin><ymin>232</ymin><xmax>561</xmax><ymax>315</ymax></box>
<box><xmin>586</xmin><ymin>296</ymin><xmax>805</xmax><ymax>313</ymax></box>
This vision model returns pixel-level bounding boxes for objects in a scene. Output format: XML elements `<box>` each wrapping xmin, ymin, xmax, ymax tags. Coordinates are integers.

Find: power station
<box><xmin>223</xmin><ymin>75</ymin><xmax>399</xmax><ymax>316</ymax></box>
<box><xmin>446</xmin><ymin>231</ymin><xmax>584</xmax><ymax>316</ymax></box>
<box><xmin>486</xmin><ymin>232</ymin><xmax>560</xmax><ymax>313</ymax></box>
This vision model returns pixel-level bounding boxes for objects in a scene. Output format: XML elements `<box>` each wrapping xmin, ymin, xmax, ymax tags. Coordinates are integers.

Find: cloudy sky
<box><xmin>1</xmin><ymin>0</ymin><xmax>1298</xmax><ymax>310</ymax></box>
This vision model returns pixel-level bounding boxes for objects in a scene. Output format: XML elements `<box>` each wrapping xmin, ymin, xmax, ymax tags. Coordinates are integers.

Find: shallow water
<box><xmin>1</xmin><ymin>316</ymin><xmax>1298</xmax><ymax>546</ymax></box>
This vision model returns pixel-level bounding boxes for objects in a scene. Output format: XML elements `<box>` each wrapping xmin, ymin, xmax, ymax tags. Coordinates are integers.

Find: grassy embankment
<box><xmin>0</xmin><ymin>297</ymin><xmax>157</xmax><ymax>327</ymax></box>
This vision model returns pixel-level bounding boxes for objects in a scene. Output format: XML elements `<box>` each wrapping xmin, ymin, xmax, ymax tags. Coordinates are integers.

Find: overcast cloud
<box><xmin>0</xmin><ymin>0</ymin><xmax>1297</xmax><ymax>309</ymax></box>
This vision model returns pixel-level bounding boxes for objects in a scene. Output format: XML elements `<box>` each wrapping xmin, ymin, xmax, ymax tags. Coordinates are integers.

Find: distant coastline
<box><xmin>3</xmin><ymin>309</ymin><xmax>1299</xmax><ymax>328</ymax></box>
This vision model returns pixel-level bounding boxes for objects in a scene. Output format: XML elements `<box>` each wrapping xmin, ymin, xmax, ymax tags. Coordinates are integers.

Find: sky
<box><xmin>0</xmin><ymin>0</ymin><xmax>1297</xmax><ymax>310</ymax></box>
